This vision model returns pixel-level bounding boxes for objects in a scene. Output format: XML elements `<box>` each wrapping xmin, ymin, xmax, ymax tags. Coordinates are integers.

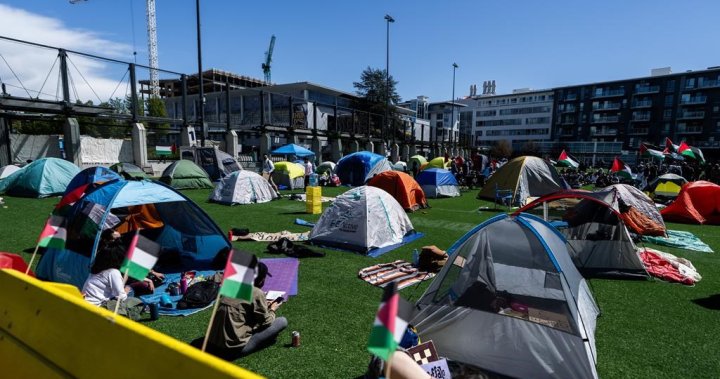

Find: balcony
<box><xmin>628</xmin><ymin>127</ymin><xmax>649</xmax><ymax>135</ymax></box>
<box><xmin>592</xmin><ymin>89</ymin><xmax>625</xmax><ymax>98</ymax></box>
<box><xmin>558</xmin><ymin>129</ymin><xmax>574</xmax><ymax>137</ymax></box>
<box><xmin>635</xmin><ymin>85</ymin><xmax>660</xmax><ymax>94</ymax></box>
<box><xmin>592</xmin><ymin>115</ymin><xmax>620</xmax><ymax>123</ymax></box>
<box><xmin>676</xmin><ymin>125</ymin><xmax>703</xmax><ymax>134</ymax></box>
<box><xmin>560</xmin><ymin>119</ymin><xmax>576</xmax><ymax>125</ymax></box>
<box><xmin>593</xmin><ymin>128</ymin><xmax>618</xmax><ymax>136</ymax></box>
<box><xmin>632</xmin><ymin>100</ymin><xmax>653</xmax><ymax>108</ymax></box>
<box><xmin>680</xmin><ymin>96</ymin><xmax>707</xmax><ymax>105</ymax></box>
<box><xmin>593</xmin><ymin>103</ymin><xmax>621</xmax><ymax>111</ymax></box>
<box><xmin>561</xmin><ymin>106</ymin><xmax>576</xmax><ymax>113</ymax></box>
<box><xmin>678</xmin><ymin>111</ymin><xmax>705</xmax><ymax>120</ymax></box>
<box><xmin>699</xmin><ymin>80</ymin><xmax>720</xmax><ymax>89</ymax></box>
<box><xmin>564</xmin><ymin>94</ymin><xmax>577</xmax><ymax>101</ymax></box>
<box><xmin>631</xmin><ymin>113</ymin><xmax>651</xmax><ymax>122</ymax></box>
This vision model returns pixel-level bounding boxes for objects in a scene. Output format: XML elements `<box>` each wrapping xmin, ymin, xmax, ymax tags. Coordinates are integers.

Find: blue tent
<box><xmin>0</xmin><ymin>158</ymin><xmax>80</xmax><ymax>198</ymax></box>
<box><xmin>36</xmin><ymin>180</ymin><xmax>231</xmax><ymax>288</ymax></box>
<box><xmin>335</xmin><ymin>151</ymin><xmax>392</xmax><ymax>186</ymax></box>
<box><xmin>416</xmin><ymin>168</ymin><xmax>460</xmax><ymax>198</ymax></box>
<box><xmin>271</xmin><ymin>143</ymin><xmax>315</xmax><ymax>157</ymax></box>
<box><xmin>64</xmin><ymin>166</ymin><xmax>123</xmax><ymax>197</ymax></box>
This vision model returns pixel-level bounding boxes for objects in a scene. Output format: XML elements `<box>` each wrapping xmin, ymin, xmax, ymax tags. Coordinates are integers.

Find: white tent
<box><xmin>0</xmin><ymin>164</ymin><xmax>22</xmax><ymax>180</ymax></box>
<box><xmin>309</xmin><ymin>186</ymin><xmax>414</xmax><ymax>253</ymax></box>
<box><xmin>209</xmin><ymin>170</ymin><xmax>277</xmax><ymax>205</ymax></box>
<box><xmin>413</xmin><ymin>213</ymin><xmax>599</xmax><ymax>379</ymax></box>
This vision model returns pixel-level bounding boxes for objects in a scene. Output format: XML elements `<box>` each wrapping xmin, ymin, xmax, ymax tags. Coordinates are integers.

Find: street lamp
<box><xmin>196</xmin><ymin>0</ymin><xmax>205</xmax><ymax>147</ymax></box>
<box><xmin>451</xmin><ymin>62</ymin><xmax>458</xmax><ymax>152</ymax></box>
<box><xmin>384</xmin><ymin>14</ymin><xmax>394</xmax><ymax>145</ymax></box>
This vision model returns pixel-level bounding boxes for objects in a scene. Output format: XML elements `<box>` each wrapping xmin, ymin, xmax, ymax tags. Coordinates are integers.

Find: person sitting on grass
<box><xmin>206</xmin><ymin>262</ymin><xmax>288</xmax><ymax>359</ymax></box>
<box><xmin>81</xmin><ymin>229</ymin><xmax>145</xmax><ymax>320</ymax></box>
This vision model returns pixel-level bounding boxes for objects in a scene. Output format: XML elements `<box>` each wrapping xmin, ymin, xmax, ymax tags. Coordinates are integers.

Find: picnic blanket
<box><xmin>260</xmin><ymin>257</ymin><xmax>299</xmax><ymax>297</ymax></box>
<box><xmin>139</xmin><ymin>270</ymin><xmax>218</xmax><ymax>317</ymax></box>
<box><xmin>359</xmin><ymin>260</ymin><xmax>434</xmax><ymax>290</ymax></box>
<box><xmin>639</xmin><ymin>247</ymin><xmax>702</xmax><ymax>285</ymax></box>
<box><xmin>231</xmin><ymin>230</ymin><xmax>310</xmax><ymax>242</ymax></box>
<box><xmin>642</xmin><ymin>229</ymin><xmax>714</xmax><ymax>253</ymax></box>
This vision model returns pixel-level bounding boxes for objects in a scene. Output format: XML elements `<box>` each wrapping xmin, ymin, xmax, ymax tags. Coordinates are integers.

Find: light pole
<box><xmin>384</xmin><ymin>14</ymin><xmax>394</xmax><ymax>145</ymax></box>
<box><xmin>196</xmin><ymin>0</ymin><xmax>205</xmax><ymax>147</ymax></box>
<box><xmin>451</xmin><ymin>62</ymin><xmax>458</xmax><ymax>152</ymax></box>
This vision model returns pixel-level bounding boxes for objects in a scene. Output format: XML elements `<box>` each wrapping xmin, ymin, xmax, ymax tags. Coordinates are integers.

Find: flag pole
<box><xmin>201</xmin><ymin>291</ymin><xmax>224</xmax><ymax>352</ymax></box>
<box><xmin>113</xmin><ymin>268</ymin><xmax>130</xmax><ymax>315</ymax></box>
<box><xmin>25</xmin><ymin>244</ymin><xmax>40</xmax><ymax>275</ymax></box>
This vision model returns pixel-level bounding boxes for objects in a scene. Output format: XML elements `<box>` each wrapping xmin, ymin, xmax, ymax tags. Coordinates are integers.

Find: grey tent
<box><xmin>413</xmin><ymin>213</ymin><xmax>599</xmax><ymax>379</ymax></box>
<box><xmin>179</xmin><ymin>146</ymin><xmax>242</xmax><ymax>181</ymax></box>
<box><xmin>477</xmin><ymin>156</ymin><xmax>565</xmax><ymax>206</ymax></box>
<box><xmin>160</xmin><ymin>160</ymin><xmax>213</xmax><ymax>190</ymax></box>
<box><xmin>208</xmin><ymin>170</ymin><xmax>277</xmax><ymax>205</ymax></box>
<box><xmin>517</xmin><ymin>184</ymin><xmax>666</xmax><ymax>278</ymax></box>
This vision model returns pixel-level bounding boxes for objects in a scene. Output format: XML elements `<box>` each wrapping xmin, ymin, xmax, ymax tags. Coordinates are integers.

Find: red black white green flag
<box><xmin>367</xmin><ymin>282</ymin><xmax>414</xmax><ymax>361</ymax></box>
<box><xmin>219</xmin><ymin>249</ymin><xmax>258</xmax><ymax>302</ymax></box>
<box><xmin>556</xmin><ymin>150</ymin><xmax>579</xmax><ymax>168</ymax></box>
<box><xmin>611</xmin><ymin>157</ymin><xmax>633</xmax><ymax>179</ymax></box>
<box><xmin>37</xmin><ymin>215</ymin><xmax>67</xmax><ymax>249</ymax></box>
<box><xmin>640</xmin><ymin>144</ymin><xmax>665</xmax><ymax>161</ymax></box>
<box><xmin>54</xmin><ymin>183</ymin><xmax>89</xmax><ymax>214</ymax></box>
<box><xmin>120</xmin><ymin>232</ymin><xmax>161</xmax><ymax>281</ymax></box>
<box><xmin>664</xmin><ymin>137</ymin><xmax>679</xmax><ymax>154</ymax></box>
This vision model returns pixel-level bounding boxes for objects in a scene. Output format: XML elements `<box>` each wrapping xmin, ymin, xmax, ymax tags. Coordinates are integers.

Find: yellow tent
<box><xmin>409</xmin><ymin>155</ymin><xmax>428</xmax><ymax>171</ymax></box>
<box><xmin>273</xmin><ymin>161</ymin><xmax>305</xmax><ymax>179</ymax></box>
<box><xmin>272</xmin><ymin>161</ymin><xmax>305</xmax><ymax>190</ymax></box>
<box><xmin>425</xmin><ymin>157</ymin><xmax>449</xmax><ymax>170</ymax></box>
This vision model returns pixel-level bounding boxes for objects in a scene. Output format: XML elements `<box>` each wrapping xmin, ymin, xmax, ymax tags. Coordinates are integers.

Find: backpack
<box><xmin>176</xmin><ymin>280</ymin><xmax>219</xmax><ymax>309</ymax></box>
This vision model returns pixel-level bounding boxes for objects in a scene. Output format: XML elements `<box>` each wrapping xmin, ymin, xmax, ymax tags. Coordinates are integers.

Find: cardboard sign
<box><xmin>407</xmin><ymin>340</ymin><xmax>439</xmax><ymax>365</ymax></box>
<box><xmin>421</xmin><ymin>358</ymin><xmax>452</xmax><ymax>379</ymax></box>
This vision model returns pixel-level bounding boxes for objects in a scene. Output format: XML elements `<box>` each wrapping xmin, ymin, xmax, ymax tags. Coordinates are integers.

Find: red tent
<box><xmin>661</xmin><ymin>181</ymin><xmax>720</xmax><ymax>224</ymax></box>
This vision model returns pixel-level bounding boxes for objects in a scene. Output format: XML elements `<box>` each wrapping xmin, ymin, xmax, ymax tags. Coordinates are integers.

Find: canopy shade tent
<box><xmin>271</xmin><ymin>144</ymin><xmax>315</xmax><ymax>157</ymax></box>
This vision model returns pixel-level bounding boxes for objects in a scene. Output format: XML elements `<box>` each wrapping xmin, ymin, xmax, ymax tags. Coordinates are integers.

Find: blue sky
<box><xmin>1</xmin><ymin>1</ymin><xmax>720</xmax><ymax>102</ymax></box>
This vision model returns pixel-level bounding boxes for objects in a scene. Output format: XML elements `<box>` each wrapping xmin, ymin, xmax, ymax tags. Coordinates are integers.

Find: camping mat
<box><xmin>294</xmin><ymin>218</ymin><xmax>316</xmax><ymax>227</ymax></box>
<box><xmin>358</xmin><ymin>259</ymin><xmax>434</xmax><ymax>290</ymax></box>
<box><xmin>260</xmin><ymin>257</ymin><xmax>299</xmax><ymax>297</ymax></box>
<box><xmin>639</xmin><ymin>247</ymin><xmax>702</xmax><ymax>285</ymax></box>
<box><xmin>642</xmin><ymin>230</ymin><xmax>714</xmax><ymax>253</ymax></box>
<box><xmin>139</xmin><ymin>270</ymin><xmax>218</xmax><ymax>317</ymax></box>
<box><xmin>232</xmin><ymin>230</ymin><xmax>310</xmax><ymax>242</ymax></box>
<box><xmin>292</xmin><ymin>194</ymin><xmax>335</xmax><ymax>202</ymax></box>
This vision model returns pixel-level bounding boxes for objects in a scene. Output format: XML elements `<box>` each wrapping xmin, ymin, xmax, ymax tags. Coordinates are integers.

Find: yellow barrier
<box><xmin>0</xmin><ymin>269</ymin><xmax>263</xmax><ymax>379</ymax></box>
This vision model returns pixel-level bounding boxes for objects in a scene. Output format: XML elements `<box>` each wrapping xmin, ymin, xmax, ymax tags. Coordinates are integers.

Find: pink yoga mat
<box><xmin>260</xmin><ymin>257</ymin><xmax>299</xmax><ymax>296</ymax></box>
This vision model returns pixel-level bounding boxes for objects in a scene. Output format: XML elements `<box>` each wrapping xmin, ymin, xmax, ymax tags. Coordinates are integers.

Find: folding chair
<box><xmin>494</xmin><ymin>183</ymin><xmax>514</xmax><ymax>210</ymax></box>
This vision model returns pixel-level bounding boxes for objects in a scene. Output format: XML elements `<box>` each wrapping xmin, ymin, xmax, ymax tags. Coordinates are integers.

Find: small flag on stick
<box><xmin>119</xmin><ymin>232</ymin><xmax>160</xmax><ymax>281</ymax></box>
<box><xmin>367</xmin><ymin>282</ymin><xmax>414</xmax><ymax>362</ymax></box>
<box><xmin>219</xmin><ymin>249</ymin><xmax>258</xmax><ymax>302</ymax></box>
<box><xmin>37</xmin><ymin>215</ymin><xmax>67</xmax><ymax>249</ymax></box>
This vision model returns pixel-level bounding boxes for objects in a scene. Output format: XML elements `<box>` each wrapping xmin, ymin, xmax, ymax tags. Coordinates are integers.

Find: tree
<box><xmin>520</xmin><ymin>140</ymin><xmax>540</xmax><ymax>157</ymax></box>
<box><xmin>490</xmin><ymin>140</ymin><xmax>513</xmax><ymax>158</ymax></box>
<box><xmin>146</xmin><ymin>97</ymin><xmax>170</xmax><ymax>134</ymax></box>
<box><xmin>353</xmin><ymin>67</ymin><xmax>402</xmax><ymax>138</ymax></box>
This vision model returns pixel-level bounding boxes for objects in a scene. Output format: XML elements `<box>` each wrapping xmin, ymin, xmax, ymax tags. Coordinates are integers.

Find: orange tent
<box><xmin>368</xmin><ymin>171</ymin><xmax>428</xmax><ymax>212</ymax></box>
<box><xmin>661</xmin><ymin>181</ymin><xmax>720</xmax><ymax>224</ymax></box>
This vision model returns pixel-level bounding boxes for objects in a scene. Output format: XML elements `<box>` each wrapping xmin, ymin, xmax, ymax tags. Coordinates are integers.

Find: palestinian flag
<box><xmin>120</xmin><ymin>232</ymin><xmax>161</xmax><ymax>281</ymax></box>
<box><xmin>219</xmin><ymin>249</ymin><xmax>257</xmax><ymax>302</ymax></box>
<box><xmin>367</xmin><ymin>282</ymin><xmax>414</xmax><ymax>361</ymax></box>
<box><xmin>556</xmin><ymin>150</ymin><xmax>579</xmax><ymax>168</ymax></box>
<box><xmin>54</xmin><ymin>183</ymin><xmax>90</xmax><ymax>215</ymax></box>
<box><xmin>665</xmin><ymin>137</ymin><xmax>679</xmax><ymax>154</ymax></box>
<box><xmin>37</xmin><ymin>215</ymin><xmax>67</xmax><ymax>249</ymax></box>
<box><xmin>156</xmin><ymin>146</ymin><xmax>173</xmax><ymax>156</ymax></box>
<box><xmin>678</xmin><ymin>142</ymin><xmax>705</xmax><ymax>162</ymax></box>
<box><xmin>610</xmin><ymin>157</ymin><xmax>633</xmax><ymax>179</ymax></box>
<box><xmin>78</xmin><ymin>201</ymin><xmax>121</xmax><ymax>238</ymax></box>
<box><xmin>640</xmin><ymin>144</ymin><xmax>665</xmax><ymax>161</ymax></box>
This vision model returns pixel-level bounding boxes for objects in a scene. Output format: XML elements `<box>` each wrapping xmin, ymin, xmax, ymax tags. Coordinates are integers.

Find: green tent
<box><xmin>110</xmin><ymin>162</ymin><xmax>148</xmax><ymax>180</ymax></box>
<box><xmin>160</xmin><ymin>160</ymin><xmax>213</xmax><ymax>189</ymax></box>
<box><xmin>0</xmin><ymin>158</ymin><xmax>80</xmax><ymax>198</ymax></box>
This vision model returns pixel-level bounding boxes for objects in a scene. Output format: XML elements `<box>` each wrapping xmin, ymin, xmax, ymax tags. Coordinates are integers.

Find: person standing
<box><xmin>262</xmin><ymin>154</ymin><xmax>281</xmax><ymax>197</ymax></box>
<box><xmin>303</xmin><ymin>157</ymin><xmax>313</xmax><ymax>189</ymax></box>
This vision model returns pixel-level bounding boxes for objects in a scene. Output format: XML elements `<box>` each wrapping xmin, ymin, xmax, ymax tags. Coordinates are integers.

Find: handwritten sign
<box><xmin>420</xmin><ymin>358</ymin><xmax>451</xmax><ymax>379</ymax></box>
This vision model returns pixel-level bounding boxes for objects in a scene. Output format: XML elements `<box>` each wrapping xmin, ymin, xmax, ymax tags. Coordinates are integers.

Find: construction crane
<box><xmin>261</xmin><ymin>35</ymin><xmax>276</xmax><ymax>84</ymax></box>
<box><xmin>70</xmin><ymin>0</ymin><xmax>160</xmax><ymax>97</ymax></box>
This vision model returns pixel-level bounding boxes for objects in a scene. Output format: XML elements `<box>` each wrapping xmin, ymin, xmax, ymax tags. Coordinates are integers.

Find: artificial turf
<box><xmin>0</xmin><ymin>185</ymin><xmax>718</xmax><ymax>378</ymax></box>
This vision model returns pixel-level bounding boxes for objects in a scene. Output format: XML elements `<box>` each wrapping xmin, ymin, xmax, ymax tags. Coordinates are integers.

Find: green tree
<box><xmin>353</xmin><ymin>67</ymin><xmax>402</xmax><ymax>138</ymax></box>
<box><xmin>146</xmin><ymin>97</ymin><xmax>170</xmax><ymax>134</ymax></box>
<box><xmin>490</xmin><ymin>140</ymin><xmax>513</xmax><ymax>159</ymax></box>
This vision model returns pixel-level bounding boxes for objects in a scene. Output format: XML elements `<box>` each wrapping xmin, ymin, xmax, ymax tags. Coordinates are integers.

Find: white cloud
<box><xmin>0</xmin><ymin>4</ymin><xmax>135</xmax><ymax>103</ymax></box>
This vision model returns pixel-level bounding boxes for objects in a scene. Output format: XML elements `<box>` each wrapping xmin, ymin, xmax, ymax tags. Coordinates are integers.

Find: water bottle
<box><xmin>309</xmin><ymin>173</ymin><xmax>318</xmax><ymax>187</ymax></box>
<box><xmin>180</xmin><ymin>273</ymin><xmax>188</xmax><ymax>294</ymax></box>
<box><xmin>412</xmin><ymin>249</ymin><xmax>419</xmax><ymax>267</ymax></box>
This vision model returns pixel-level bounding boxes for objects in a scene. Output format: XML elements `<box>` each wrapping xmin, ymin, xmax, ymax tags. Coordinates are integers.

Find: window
<box><xmin>685</xmin><ymin>78</ymin><xmax>695</xmax><ymax>89</ymax></box>
<box><xmin>663</xmin><ymin>123</ymin><xmax>671</xmax><ymax>133</ymax></box>
<box><xmin>666</xmin><ymin>95</ymin><xmax>674</xmax><ymax>106</ymax></box>
<box><xmin>666</xmin><ymin>80</ymin><xmax>675</xmax><ymax>92</ymax></box>
<box><xmin>664</xmin><ymin>109</ymin><xmax>673</xmax><ymax>120</ymax></box>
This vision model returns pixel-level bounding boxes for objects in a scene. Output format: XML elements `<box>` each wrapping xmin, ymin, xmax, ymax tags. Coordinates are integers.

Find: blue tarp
<box><xmin>271</xmin><ymin>144</ymin><xmax>315</xmax><ymax>157</ymax></box>
<box><xmin>416</xmin><ymin>168</ymin><xmax>458</xmax><ymax>186</ymax></box>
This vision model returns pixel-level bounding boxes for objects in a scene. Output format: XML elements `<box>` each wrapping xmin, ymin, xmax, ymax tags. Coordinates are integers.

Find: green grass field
<box><xmin>1</xmin><ymin>186</ymin><xmax>719</xmax><ymax>378</ymax></box>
